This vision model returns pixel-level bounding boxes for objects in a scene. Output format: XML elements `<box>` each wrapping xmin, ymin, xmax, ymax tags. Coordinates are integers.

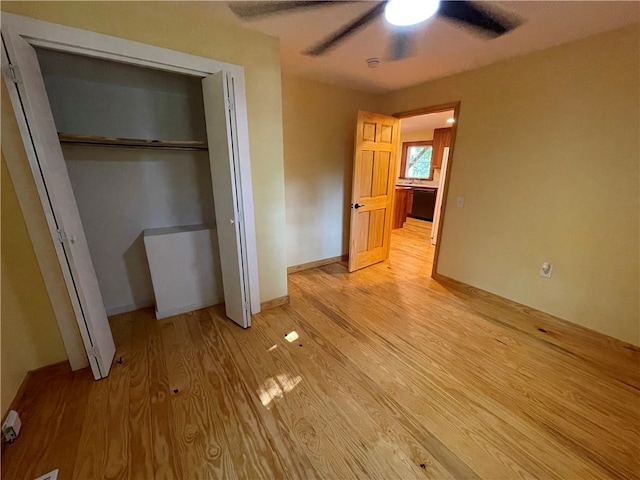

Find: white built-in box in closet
<box><xmin>36</xmin><ymin>49</ymin><xmax>222</xmax><ymax>316</ymax></box>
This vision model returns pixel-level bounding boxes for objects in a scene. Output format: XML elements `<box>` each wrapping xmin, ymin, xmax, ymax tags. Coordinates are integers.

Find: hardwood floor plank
<box><xmin>208</xmin><ymin>307</ymin><xmax>321</xmax><ymax>480</ymax></box>
<box><xmin>73</xmin><ymin>314</ymin><xmax>131</xmax><ymax>480</ymax></box>
<box><xmin>143</xmin><ymin>309</ymin><xmax>183</xmax><ymax>479</ymax></box>
<box><xmin>320</xmin><ymin>262</ymin><xmax>637</xmax><ymax>476</ymax></box>
<box><xmin>160</xmin><ymin>313</ymin><xmax>235</xmax><ymax>479</ymax></box>
<box><xmin>288</xmin><ymin>266</ymin><xmax>632</xmax><ymax>480</ymax></box>
<box><xmin>127</xmin><ymin>311</ymin><xmax>155</xmax><ymax>480</ymax></box>
<box><xmin>213</xmin><ymin>310</ymin><xmax>365</xmax><ymax>479</ymax></box>
<box><xmin>2</xmin><ymin>218</ymin><xmax>638</xmax><ymax>479</ymax></box>
<box><xmin>250</xmin><ymin>309</ymin><xmax>429</xmax><ymax>480</ymax></box>
<box><xmin>47</xmin><ymin>368</ymin><xmax>93</xmax><ymax>479</ymax></box>
<box><xmin>288</xmin><ymin>276</ymin><xmax>562</xmax><ymax>479</ymax></box>
<box><xmin>321</xmin><ymin>261</ymin><xmax>637</xmax><ymax>425</ymax></box>
<box><xmin>255</xmin><ymin>305</ymin><xmax>477</xmax><ymax>480</ymax></box>
<box><xmin>186</xmin><ymin>308</ymin><xmax>284</xmax><ymax>479</ymax></box>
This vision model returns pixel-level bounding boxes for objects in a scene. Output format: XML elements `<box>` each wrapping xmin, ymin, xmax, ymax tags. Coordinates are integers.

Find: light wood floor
<box><xmin>3</xmin><ymin>219</ymin><xmax>639</xmax><ymax>479</ymax></box>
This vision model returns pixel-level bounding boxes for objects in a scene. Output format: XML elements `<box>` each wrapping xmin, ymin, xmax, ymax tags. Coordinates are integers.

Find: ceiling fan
<box><xmin>228</xmin><ymin>0</ymin><xmax>520</xmax><ymax>60</ymax></box>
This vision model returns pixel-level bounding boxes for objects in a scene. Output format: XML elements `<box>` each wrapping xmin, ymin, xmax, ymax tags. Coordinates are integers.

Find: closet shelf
<box><xmin>58</xmin><ymin>133</ymin><xmax>208</xmax><ymax>151</ymax></box>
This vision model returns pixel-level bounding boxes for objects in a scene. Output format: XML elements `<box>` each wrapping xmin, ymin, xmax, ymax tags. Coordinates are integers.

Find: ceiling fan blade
<box><xmin>303</xmin><ymin>2</ymin><xmax>386</xmax><ymax>57</ymax></box>
<box><xmin>229</xmin><ymin>1</ymin><xmax>341</xmax><ymax>20</ymax></box>
<box><xmin>438</xmin><ymin>1</ymin><xmax>519</xmax><ymax>37</ymax></box>
<box><xmin>388</xmin><ymin>30</ymin><xmax>415</xmax><ymax>61</ymax></box>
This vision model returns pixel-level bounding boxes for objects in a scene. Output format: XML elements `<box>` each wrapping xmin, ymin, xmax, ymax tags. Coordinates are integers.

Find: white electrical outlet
<box><xmin>33</xmin><ymin>469</ymin><xmax>59</xmax><ymax>480</ymax></box>
<box><xmin>540</xmin><ymin>262</ymin><xmax>553</xmax><ymax>278</ymax></box>
<box><xmin>456</xmin><ymin>196</ymin><xmax>465</xmax><ymax>208</ymax></box>
<box><xmin>2</xmin><ymin>410</ymin><xmax>21</xmax><ymax>442</ymax></box>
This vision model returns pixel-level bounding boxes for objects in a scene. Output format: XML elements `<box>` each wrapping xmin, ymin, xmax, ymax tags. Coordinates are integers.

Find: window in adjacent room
<box><xmin>401</xmin><ymin>141</ymin><xmax>433</xmax><ymax>179</ymax></box>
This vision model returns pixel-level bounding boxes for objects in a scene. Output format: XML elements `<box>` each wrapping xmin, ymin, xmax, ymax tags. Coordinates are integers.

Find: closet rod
<box><xmin>58</xmin><ymin>133</ymin><xmax>208</xmax><ymax>151</ymax></box>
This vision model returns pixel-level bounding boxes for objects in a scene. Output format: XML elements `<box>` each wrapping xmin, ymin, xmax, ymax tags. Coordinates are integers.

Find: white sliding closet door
<box><xmin>2</xmin><ymin>34</ymin><xmax>115</xmax><ymax>378</ymax></box>
<box><xmin>202</xmin><ymin>72</ymin><xmax>251</xmax><ymax>328</ymax></box>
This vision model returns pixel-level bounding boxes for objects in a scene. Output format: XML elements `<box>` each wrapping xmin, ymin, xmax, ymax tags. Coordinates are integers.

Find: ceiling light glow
<box><xmin>384</xmin><ymin>0</ymin><xmax>440</xmax><ymax>27</ymax></box>
<box><xmin>447</xmin><ymin>118</ymin><xmax>455</xmax><ymax>123</ymax></box>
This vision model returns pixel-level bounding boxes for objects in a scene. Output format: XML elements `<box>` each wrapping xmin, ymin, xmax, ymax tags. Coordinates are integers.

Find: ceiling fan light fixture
<box><xmin>384</xmin><ymin>0</ymin><xmax>440</xmax><ymax>27</ymax></box>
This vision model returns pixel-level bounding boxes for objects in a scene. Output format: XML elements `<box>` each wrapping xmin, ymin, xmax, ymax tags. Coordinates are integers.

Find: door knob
<box><xmin>352</xmin><ymin>203</ymin><xmax>365</xmax><ymax>209</ymax></box>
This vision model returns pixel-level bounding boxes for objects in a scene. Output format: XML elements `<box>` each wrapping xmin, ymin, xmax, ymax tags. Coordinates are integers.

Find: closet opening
<box><xmin>2</xmin><ymin>11</ymin><xmax>262</xmax><ymax>380</ymax></box>
<box><xmin>36</xmin><ymin>48</ymin><xmax>223</xmax><ymax>320</ymax></box>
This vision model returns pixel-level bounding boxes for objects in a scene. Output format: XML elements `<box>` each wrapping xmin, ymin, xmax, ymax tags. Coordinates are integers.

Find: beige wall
<box><xmin>400</xmin><ymin>128</ymin><xmax>434</xmax><ymax>144</ymax></box>
<box><xmin>282</xmin><ymin>74</ymin><xmax>380</xmax><ymax>266</ymax></box>
<box><xmin>1</xmin><ymin>2</ymin><xmax>288</xmax><ymax>302</ymax></box>
<box><xmin>1</xmin><ymin>156</ymin><xmax>68</xmax><ymax>415</ymax></box>
<box><xmin>382</xmin><ymin>24</ymin><xmax>640</xmax><ymax>344</ymax></box>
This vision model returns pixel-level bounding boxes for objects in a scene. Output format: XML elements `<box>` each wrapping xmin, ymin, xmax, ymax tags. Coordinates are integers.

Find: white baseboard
<box><xmin>155</xmin><ymin>297</ymin><xmax>223</xmax><ymax>320</ymax></box>
<box><xmin>106</xmin><ymin>300</ymin><xmax>154</xmax><ymax>316</ymax></box>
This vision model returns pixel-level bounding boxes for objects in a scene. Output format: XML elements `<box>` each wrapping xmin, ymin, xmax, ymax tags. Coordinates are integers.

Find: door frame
<box><xmin>393</xmin><ymin>101</ymin><xmax>461</xmax><ymax>278</ymax></box>
<box><xmin>1</xmin><ymin>13</ymin><xmax>261</xmax><ymax>372</ymax></box>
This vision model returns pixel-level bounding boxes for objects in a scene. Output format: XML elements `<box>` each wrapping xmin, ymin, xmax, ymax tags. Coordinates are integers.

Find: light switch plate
<box><xmin>456</xmin><ymin>197</ymin><xmax>465</xmax><ymax>208</ymax></box>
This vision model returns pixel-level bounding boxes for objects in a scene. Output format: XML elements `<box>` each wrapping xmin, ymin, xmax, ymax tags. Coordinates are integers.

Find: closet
<box><xmin>34</xmin><ymin>48</ymin><xmax>245</xmax><ymax>346</ymax></box>
<box><xmin>3</xmin><ymin>14</ymin><xmax>258</xmax><ymax>381</ymax></box>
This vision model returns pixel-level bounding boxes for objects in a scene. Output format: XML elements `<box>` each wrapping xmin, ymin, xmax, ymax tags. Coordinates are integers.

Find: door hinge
<box><xmin>56</xmin><ymin>229</ymin><xmax>76</xmax><ymax>244</ymax></box>
<box><xmin>57</xmin><ymin>229</ymin><xmax>67</xmax><ymax>243</ymax></box>
<box><xmin>226</xmin><ymin>95</ymin><xmax>235</xmax><ymax>111</ymax></box>
<box><xmin>2</xmin><ymin>63</ymin><xmax>22</xmax><ymax>84</ymax></box>
<box><xmin>87</xmin><ymin>345</ymin><xmax>99</xmax><ymax>358</ymax></box>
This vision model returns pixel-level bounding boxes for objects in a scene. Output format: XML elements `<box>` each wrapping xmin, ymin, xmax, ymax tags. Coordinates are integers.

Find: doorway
<box><xmin>392</xmin><ymin>103</ymin><xmax>460</xmax><ymax>276</ymax></box>
<box><xmin>35</xmin><ymin>48</ymin><xmax>218</xmax><ymax>318</ymax></box>
<box><xmin>346</xmin><ymin>104</ymin><xmax>459</xmax><ymax>275</ymax></box>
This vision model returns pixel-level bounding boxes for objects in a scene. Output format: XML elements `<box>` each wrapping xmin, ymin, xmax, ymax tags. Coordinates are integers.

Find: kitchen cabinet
<box><xmin>393</xmin><ymin>186</ymin><xmax>412</xmax><ymax>229</ymax></box>
<box><xmin>395</xmin><ymin>186</ymin><xmax>438</xmax><ymax>226</ymax></box>
<box><xmin>407</xmin><ymin>189</ymin><xmax>414</xmax><ymax>216</ymax></box>
<box><xmin>432</xmin><ymin>127</ymin><xmax>452</xmax><ymax>169</ymax></box>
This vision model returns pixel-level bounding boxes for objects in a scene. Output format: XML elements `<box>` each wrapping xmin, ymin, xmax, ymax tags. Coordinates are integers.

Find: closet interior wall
<box><xmin>36</xmin><ymin>49</ymin><xmax>219</xmax><ymax>316</ymax></box>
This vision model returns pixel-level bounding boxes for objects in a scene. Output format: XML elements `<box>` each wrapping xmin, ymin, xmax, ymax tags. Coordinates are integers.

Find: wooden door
<box><xmin>202</xmin><ymin>71</ymin><xmax>251</xmax><ymax>328</ymax></box>
<box><xmin>348</xmin><ymin>111</ymin><xmax>400</xmax><ymax>272</ymax></box>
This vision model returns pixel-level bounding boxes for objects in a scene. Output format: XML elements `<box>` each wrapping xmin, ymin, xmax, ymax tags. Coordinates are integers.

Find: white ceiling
<box><xmin>401</xmin><ymin>110</ymin><xmax>455</xmax><ymax>132</ymax></box>
<box><xmin>198</xmin><ymin>1</ymin><xmax>639</xmax><ymax>93</ymax></box>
